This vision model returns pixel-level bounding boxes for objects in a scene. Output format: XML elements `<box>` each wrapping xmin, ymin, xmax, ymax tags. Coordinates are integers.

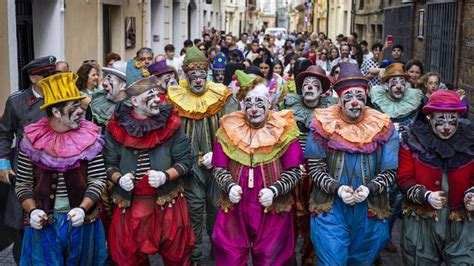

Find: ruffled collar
<box><xmin>90</xmin><ymin>88</ymin><xmax>115</xmax><ymax>125</ymax></box>
<box><xmin>369</xmin><ymin>85</ymin><xmax>423</xmax><ymax>120</ymax></box>
<box><xmin>402</xmin><ymin>120</ymin><xmax>474</xmax><ymax>171</ymax></box>
<box><xmin>216</xmin><ymin>110</ymin><xmax>300</xmax><ymax>166</ymax></box>
<box><xmin>107</xmin><ymin>103</ymin><xmax>181</xmax><ymax>149</ymax></box>
<box><xmin>310</xmin><ymin>105</ymin><xmax>394</xmax><ymax>153</ymax></box>
<box><xmin>285</xmin><ymin>93</ymin><xmax>338</xmax><ymax>128</ymax></box>
<box><xmin>114</xmin><ymin>102</ymin><xmax>174</xmax><ymax>138</ymax></box>
<box><xmin>167</xmin><ymin>81</ymin><xmax>232</xmax><ymax>119</ymax></box>
<box><xmin>20</xmin><ymin>118</ymin><xmax>103</xmax><ymax>171</ymax></box>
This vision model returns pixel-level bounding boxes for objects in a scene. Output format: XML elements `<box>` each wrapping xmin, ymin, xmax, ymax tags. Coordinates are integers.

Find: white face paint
<box><xmin>131</xmin><ymin>88</ymin><xmax>161</xmax><ymax>117</ymax></box>
<box><xmin>429</xmin><ymin>111</ymin><xmax>460</xmax><ymax>140</ymax></box>
<box><xmin>340</xmin><ymin>87</ymin><xmax>367</xmax><ymax>121</ymax></box>
<box><xmin>53</xmin><ymin>100</ymin><xmax>84</xmax><ymax>130</ymax></box>
<box><xmin>386</xmin><ymin>77</ymin><xmax>407</xmax><ymax>101</ymax></box>
<box><xmin>104</xmin><ymin>74</ymin><xmax>127</xmax><ymax>102</ymax></box>
<box><xmin>157</xmin><ymin>73</ymin><xmax>176</xmax><ymax>91</ymax></box>
<box><xmin>302</xmin><ymin>76</ymin><xmax>322</xmax><ymax>104</ymax></box>
<box><xmin>213</xmin><ymin>68</ymin><xmax>225</xmax><ymax>83</ymax></box>
<box><xmin>187</xmin><ymin>70</ymin><xmax>208</xmax><ymax>94</ymax></box>
<box><xmin>243</xmin><ymin>83</ymin><xmax>271</xmax><ymax>127</ymax></box>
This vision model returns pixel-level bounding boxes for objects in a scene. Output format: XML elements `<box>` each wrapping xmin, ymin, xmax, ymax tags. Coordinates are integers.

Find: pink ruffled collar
<box><xmin>23</xmin><ymin>118</ymin><xmax>101</xmax><ymax>157</ymax></box>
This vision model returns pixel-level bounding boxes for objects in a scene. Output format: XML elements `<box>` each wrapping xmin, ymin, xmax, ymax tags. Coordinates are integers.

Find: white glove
<box><xmin>148</xmin><ymin>170</ymin><xmax>167</xmax><ymax>188</ymax></box>
<box><xmin>67</xmin><ymin>207</ymin><xmax>86</xmax><ymax>227</ymax></box>
<box><xmin>338</xmin><ymin>185</ymin><xmax>355</xmax><ymax>205</ymax></box>
<box><xmin>464</xmin><ymin>192</ymin><xmax>474</xmax><ymax>211</ymax></box>
<box><xmin>29</xmin><ymin>209</ymin><xmax>47</xmax><ymax>230</ymax></box>
<box><xmin>201</xmin><ymin>152</ymin><xmax>213</xmax><ymax>169</ymax></box>
<box><xmin>427</xmin><ymin>191</ymin><xmax>446</xmax><ymax>210</ymax></box>
<box><xmin>258</xmin><ymin>188</ymin><xmax>275</xmax><ymax>207</ymax></box>
<box><xmin>354</xmin><ymin>185</ymin><xmax>370</xmax><ymax>203</ymax></box>
<box><xmin>229</xmin><ymin>185</ymin><xmax>243</xmax><ymax>204</ymax></box>
<box><xmin>118</xmin><ymin>173</ymin><xmax>135</xmax><ymax>191</ymax></box>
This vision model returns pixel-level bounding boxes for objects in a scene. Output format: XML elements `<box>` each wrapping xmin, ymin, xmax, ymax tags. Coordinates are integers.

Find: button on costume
<box><xmin>398</xmin><ymin>90</ymin><xmax>474</xmax><ymax>265</ymax></box>
<box><xmin>305</xmin><ymin>63</ymin><xmax>399</xmax><ymax>265</ymax></box>
<box><xmin>211</xmin><ymin>72</ymin><xmax>303</xmax><ymax>265</ymax></box>
<box><xmin>15</xmin><ymin>73</ymin><xmax>107</xmax><ymax>265</ymax></box>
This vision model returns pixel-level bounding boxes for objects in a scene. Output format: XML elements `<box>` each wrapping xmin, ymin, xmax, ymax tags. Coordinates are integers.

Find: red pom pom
<box><xmin>235</xmin><ymin>81</ymin><xmax>240</xmax><ymax>87</ymax></box>
<box><xmin>232</xmin><ymin>74</ymin><xmax>237</xmax><ymax>80</ymax></box>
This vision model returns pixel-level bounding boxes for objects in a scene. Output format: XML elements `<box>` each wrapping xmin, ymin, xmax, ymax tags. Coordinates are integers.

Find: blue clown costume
<box><xmin>304</xmin><ymin>63</ymin><xmax>399</xmax><ymax>265</ymax></box>
<box><xmin>208</xmin><ymin>52</ymin><xmax>227</xmax><ymax>83</ymax></box>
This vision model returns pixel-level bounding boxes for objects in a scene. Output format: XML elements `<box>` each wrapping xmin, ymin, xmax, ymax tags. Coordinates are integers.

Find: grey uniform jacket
<box><xmin>0</xmin><ymin>87</ymin><xmax>45</xmax><ymax>229</ymax></box>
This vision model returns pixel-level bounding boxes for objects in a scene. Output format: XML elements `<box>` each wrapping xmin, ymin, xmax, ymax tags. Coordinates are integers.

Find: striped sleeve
<box><xmin>307</xmin><ymin>158</ymin><xmax>340</xmax><ymax>194</ymax></box>
<box><xmin>270</xmin><ymin>167</ymin><xmax>301</xmax><ymax>197</ymax></box>
<box><xmin>366</xmin><ymin>169</ymin><xmax>397</xmax><ymax>195</ymax></box>
<box><xmin>405</xmin><ymin>184</ymin><xmax>429</xmax><ymax>204</ymax></box>
<box><xmin>84</xmin><ymin>153</ymin><xmax>107</xmax><ymax>203</ymax></box>
<box><xmin>213</xmin><ymin>167</ymin><xmax>235</xmax><ymax>193</ymax></box>
<box><xmin>15</xmin><ymin>151</ymin><xmax>34</xmax><ymax>203</ymax></box>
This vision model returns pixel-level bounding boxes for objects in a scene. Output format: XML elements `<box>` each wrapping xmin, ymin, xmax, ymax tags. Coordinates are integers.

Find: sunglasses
<box><xmin>199</xmin><ymin>48</ymin><xmax>206</xmax><ymax>51</ymax></box>
<box><xmin>334</xmin><ymin>71</ymin><xmax>340</xmax><ymax>74</ymax></box>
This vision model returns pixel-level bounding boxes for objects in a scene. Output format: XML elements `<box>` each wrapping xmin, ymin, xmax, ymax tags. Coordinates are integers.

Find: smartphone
<box><xmin>386</xmin><ymin>35</ymin><xmax>393</xmax><ymax>43</ymax></box>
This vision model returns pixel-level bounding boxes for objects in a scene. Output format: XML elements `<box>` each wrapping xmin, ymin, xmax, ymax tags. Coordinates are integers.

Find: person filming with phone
<box><xmin>379</xmin><ymin>35</ymin><xmax>405</xmax><ymax>67</ymax></box>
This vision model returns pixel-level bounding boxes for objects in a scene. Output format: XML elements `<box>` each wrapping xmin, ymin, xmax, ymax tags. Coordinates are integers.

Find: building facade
<box><xmin>327</xmin><ymin>0</ymin><xmax>352</xmax><ymax>40</ymax></box>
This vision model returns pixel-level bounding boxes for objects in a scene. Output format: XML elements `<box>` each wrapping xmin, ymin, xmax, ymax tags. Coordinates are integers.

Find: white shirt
<box><xmin>166</xmin><ymin>57</ymin><xmax>181</xmax><ymax>72</ymax></box>
<box><xmin>275</xmin><ymin>38</ymin><xmax>285</xmax><ymax>49</ymax></box>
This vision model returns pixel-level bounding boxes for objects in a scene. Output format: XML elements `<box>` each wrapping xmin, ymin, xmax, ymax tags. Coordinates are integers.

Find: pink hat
<box><xmin>422</xmin><ymin>90</ymin><xmax>467</xmax><ymax>114</ymax></box>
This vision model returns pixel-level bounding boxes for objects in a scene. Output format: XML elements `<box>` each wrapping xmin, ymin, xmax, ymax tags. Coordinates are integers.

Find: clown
<box><xmin>398</xmin><ymin>90</ymin><xmax>474</xmax><ymax>265</ymax></box>
<box><xmin>211</xmin><ymin>71</ymin><xmax>303</xmax><ymax>265</ymax></box>
<box><xmin>90</xmin><ymin>60</ymin><xmax>128</xmax><ymax>128</ymax></box>
<box><xmin>368</xmin><ymin>62</ymin><xmax>423</xmax><ymax>251</ymax></box>
<box><xmin>284</xmin><ymin>64</ymin><xmax>337</xmax><ymax>264</ymax></box>
<box><xmin>369</xmin><ymin>63</ymin><xmax>423</xmax><ymax>134</ymax></box>
<box><xmin>148</xmin><ymin>59</ymin><xmax>178</xmax><ymax>94</ymax></box>
<box><xmin>208</xmin><ymin>52</ymin><xmax>227</xmax><ymax>83</ymax></box>
<box><xmin>167</xmin><ymin>47</ymin><xmax>239</xmax><ymax>264</ymax></box>
<box><xmin>305</xmin><ymin>63</ymin><xmax>399</xmax><ymax>265</ymax></box>
<box><xmin>15</xmin><ymin>73</ymin><xmax>107</xmax><ymax>265</ymax></box>
<box><xmin>104</xmin><ymin>76</ymin><xmax>194</xmax><ymax>265</ymax></box>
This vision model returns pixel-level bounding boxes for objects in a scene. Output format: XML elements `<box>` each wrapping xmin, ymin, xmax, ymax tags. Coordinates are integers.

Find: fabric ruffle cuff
<box><xmin>310</xmin><ymin>105</ymin><xmax>394</xmax><ymax>153</ymax></box>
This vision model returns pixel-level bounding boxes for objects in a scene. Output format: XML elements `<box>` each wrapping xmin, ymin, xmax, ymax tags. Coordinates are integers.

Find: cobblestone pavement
<box><xmin>0</xmin><ymin>220</ymin><xmax>403</xmax><ymax>266</ymax></box>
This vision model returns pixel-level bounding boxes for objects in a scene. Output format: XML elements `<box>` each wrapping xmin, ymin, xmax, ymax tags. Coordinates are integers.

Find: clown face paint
<box><xmin>104</xmin><ymin>74</ymin><xmax>127</xmax><ymax>102</ymax></box>
<box><xmin>302</xmin><ymin>76</ymin><xmax>322</xmax><ymax>107</ymax></box>
<box><xmin>157</xmin><ymin>73</ymin><xmax>177</xmax><ymax>91</ymax></box>
<box><xmin>212</xmin><ymin>68</ymin><xmax>225</xmax><ymax>83</ymax></box>
<box><xmin>187</xmin><ymin>70</ymin><xmax>208</xmax><ymax>94</ymax></box>
<box><xmin>429</xmin><ymin>111</ymin><xmax>460</xmax><ymax>140</ymax></box>
<box><xmin>387</xmin><ymin>77</ymin><xmax>407</xmax><ymax>101</ymax></box>
<box><xmin>244</xmin><ymin>89</ymin><xmax>271</xmax><ymax>128</ymax></box>
<box><xmin>340</xmin><ymin>87</ymin><xmax>366</xmax><ymax>121</ymax></box>
<box><xmin>131</xmin><ymin>88</ymin><xmax>161</xmax><ymax>118</ymax></box>
<box><xmin>53</xmin><ymin>100</ymin><xmax>84</xmax><ymax>131</ymax></box>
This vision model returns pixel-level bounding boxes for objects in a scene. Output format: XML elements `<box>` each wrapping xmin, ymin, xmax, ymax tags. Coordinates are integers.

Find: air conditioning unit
<box><xmin>402</xmin><ymin>0</ymin><xmax>414</xmax><ymax>3</ymax></box>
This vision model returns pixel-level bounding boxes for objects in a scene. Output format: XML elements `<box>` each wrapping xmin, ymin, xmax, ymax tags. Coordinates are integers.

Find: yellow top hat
<box><xmin>39</xmin><ymin>73</ymin><xmax>86</xmax><ymax>110</ymax></box>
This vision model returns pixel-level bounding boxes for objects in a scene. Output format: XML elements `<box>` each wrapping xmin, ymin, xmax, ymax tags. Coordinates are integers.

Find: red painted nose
<box><xmin>76</xmin><ymin>110</ymin><xmax>84</xmax><ymax>116</ymax></box>
<box><xmin>252</xmin><ymin>109</ymin><xmax>257</xmax><ymax>115</ymax></box>
<box><xmin>307</xmin><ymin>85</ymin><xmax>313</xmax><ymax>90</ymax></box>
<box><xmin>195</xmin><ymin>79</ymin><xmax>202</xmax><ymax>85</ymax></box>
<box><xmin>351</xmin><ymin>101</ymin><xmax>358</xmax><ymax>107</ymax></box>
<box><xmin>443</xmin><ymin>128</ymin><xmax>451</xmax><ymax>133</ymax></box>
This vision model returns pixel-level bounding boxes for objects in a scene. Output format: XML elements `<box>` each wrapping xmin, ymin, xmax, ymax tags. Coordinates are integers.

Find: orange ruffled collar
<box><xmin>311</xmin><ymin>105</ymin><xmax>394</xmax><ymax>153</ymax></box>
<box><xmin>219</xmin><ymin>110</ymin><xmax>298</xmax><ymax>155</ymax></box>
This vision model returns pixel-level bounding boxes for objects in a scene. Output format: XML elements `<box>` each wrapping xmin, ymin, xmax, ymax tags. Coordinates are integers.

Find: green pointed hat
<box><xmin>182</xmin><ymin>47</ymin><xmax>208</xmax><ymax>72</ymax></box>
<box><xmin>235</xmin><ymin>70</ymin><xmax>255</xmax><ymax>88</ymax></box>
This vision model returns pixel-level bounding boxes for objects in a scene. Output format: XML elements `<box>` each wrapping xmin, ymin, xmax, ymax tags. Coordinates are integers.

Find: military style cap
<box><xmin>22</xmin><ymin>55</ymin><xmax>57</xmax><ymax>76</ymax></box>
